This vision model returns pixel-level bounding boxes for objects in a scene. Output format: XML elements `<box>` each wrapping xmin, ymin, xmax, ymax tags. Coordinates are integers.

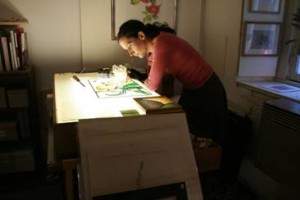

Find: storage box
<box><xmin>192</xmin><ymin>137</ymin><xmax>222</xmax><ymax>173</ymax></box>
<box><xmin>0</xmin><ymin>121</ymin><xmax>18</xmax><ymax>141</ymax></box>
<box><xmin>7</xmin><ymin>89</ymin><xmax>28</xmax><ymax>108</ymax></box>
<box><xmin>0</xmin><ymin>148</ymin><xmax>35</xmax><ymax>174</ymax></box>
<box><xmin>0</xmin><ymin>87</ymin><xmax>7</xmax><ymax>108</ymax></box>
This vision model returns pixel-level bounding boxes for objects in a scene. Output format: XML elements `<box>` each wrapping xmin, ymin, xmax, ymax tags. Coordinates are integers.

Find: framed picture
<box><xmin>111</xmin><ymin>0</ymin><xmax>178</xmax><ymax>40</ymax></box>
<box><xmin>242</xmin><ymin>22</ymin><xmax>281</xmax><ymax>56</ymax></box>
<box><xmin>249</xmin><ymin>0</ymin><xmax>281</xmax><ymax>14</ymax></box>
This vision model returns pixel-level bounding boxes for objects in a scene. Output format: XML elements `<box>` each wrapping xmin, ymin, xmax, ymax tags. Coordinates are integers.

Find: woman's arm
<box><xmin>144</xmin><ymin>41</ymin><xmax>170</xmax><ymax>91</ymax></box>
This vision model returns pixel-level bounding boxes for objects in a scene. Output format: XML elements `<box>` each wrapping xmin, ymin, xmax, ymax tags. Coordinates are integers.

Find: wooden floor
<box><xmin>0</xmin><ymin>170</ymin><xmax>65</xmax><ymax>200</ymax></box>
<box><xmin>0</xmin><ymin>168</ymin><xmax>259</xmax><ymax>200</ymax></box>
<box><xmin>200</xmin><ymin>171</ymin><xmax>258</xmax><ymax>200</ymax></box>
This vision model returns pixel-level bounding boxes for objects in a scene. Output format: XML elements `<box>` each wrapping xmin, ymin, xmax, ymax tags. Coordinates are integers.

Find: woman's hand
<box><xmin>127</xmin><ymin>68</ymin><xmax>148</xmax><ymax>81</ymax></box>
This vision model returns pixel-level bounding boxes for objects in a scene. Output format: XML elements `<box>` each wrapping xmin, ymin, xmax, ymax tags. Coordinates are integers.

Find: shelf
<box><xmin>0</xmin><ymin>139</ymin><xmax>34</xmax><ymax>152</ymax></box>
<box><xmin>0</xmin><ymin>66</ymin><xmax>32</xmax><ymax>75</ymax></box>
<box><xmin>0</xmin><ymin>21</ymin><xmax>28</xmax><ymax>25</ymax></box>
<box><xmin>0</xmin><ymin>107</ymin><xmax>29</xmax><ymax>112</ymax></box>
<box><xmin>0</xmin><ymin>2</ymin><xmax>28</xmax><ymax>25</ymax></box>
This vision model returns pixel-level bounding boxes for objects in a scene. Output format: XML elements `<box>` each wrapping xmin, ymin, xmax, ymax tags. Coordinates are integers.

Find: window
<box><xmin>277</xmin><ymin>0</ymin><xmax>300</xmax><ymax>84</ymax></box>
<box><xmin>288</xmin><ymin>29</ymin><xmax>300</xmax><ymax>82</ymax></box>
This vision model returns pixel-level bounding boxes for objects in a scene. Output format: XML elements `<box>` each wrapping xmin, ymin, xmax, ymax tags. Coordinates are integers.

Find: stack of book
<box><xmin>0</xmin><ymin>26</ymin><xmax>29</xmax><ymax>72</ymax></box>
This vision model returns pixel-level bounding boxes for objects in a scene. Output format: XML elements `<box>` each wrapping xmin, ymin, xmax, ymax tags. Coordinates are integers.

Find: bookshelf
<box><xmin>0</xmin><ymin>7</ymin><xmax>40</xmax><ymax>174</ymax></box>
<box><xmin>0</xmin><ymin>66</ymin><xmax>41</xmax><ymax>174</ymax></box>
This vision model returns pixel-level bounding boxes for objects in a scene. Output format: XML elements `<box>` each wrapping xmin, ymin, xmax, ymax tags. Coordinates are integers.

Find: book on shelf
<box><xmin>0</xmin><ymin>36</ymin><xmax>12</xmax><ymax>71</ymax></box>
<box><xmin>0</xmin><ymin>26</ymin><xmax>29</xmax><ymax>71</ymax></box>
<box><xmin>0</xmin><ymin>50</ymin><xmax>3</xmax><ymax>71</ymax></box>
<box><xmin>15</xmin><ymin>27</ymin><xmax>28</xmax><ymax>68</ymax></box>
<box><xmin>133</xmin><ymin>95</ymin><xmax>184</xmax><ymax>114</ymax></box>
<box><xmin>20</xmin><ymin>31</ymin><xmax>29</xmax><ymax>67</ymax></box>
<box><xmin>9</xmin><ymin>29</ymin><xmax>19</xmax><ymax>70</ymax></box>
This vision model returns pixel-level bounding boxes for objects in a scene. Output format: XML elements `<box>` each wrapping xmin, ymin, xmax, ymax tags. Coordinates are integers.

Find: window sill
<box><xmin>237</xmin><ymin>80</ymin><xmax>300</xmax><ymax>103</ymax></box>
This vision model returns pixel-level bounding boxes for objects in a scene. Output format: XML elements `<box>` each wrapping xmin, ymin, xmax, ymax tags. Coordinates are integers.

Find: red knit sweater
<box><xmin>145</xmin><ymin>32</ymin><xmax>213</xmax><ymax>91</ymax></box>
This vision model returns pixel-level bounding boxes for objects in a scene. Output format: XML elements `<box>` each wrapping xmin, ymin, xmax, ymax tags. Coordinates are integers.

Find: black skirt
<box><xmin>178</xmin><ymin>73</ymin><xmax>228</xmax><ymax>146</ymax></box>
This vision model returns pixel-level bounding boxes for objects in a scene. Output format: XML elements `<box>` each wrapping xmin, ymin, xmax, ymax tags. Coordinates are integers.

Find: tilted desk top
<box><xmin>53</xmin><ymin>72</ymin><xmax>203</xmax><ymax>200</ymax></box>
<box><xmin>54</xmin><ymin>72</ymin><xmax>159</xmax><ymax>124</ymax></box>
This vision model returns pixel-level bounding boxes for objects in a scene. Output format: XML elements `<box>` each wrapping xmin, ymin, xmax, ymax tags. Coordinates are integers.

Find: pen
<box><xmin>72</xmin><ymin>75</ymin><xmax>85</xmax><ymax>87</ymax></box>
<box><xmin>88</xmin><ymin>79</ymin><xmax>99</xmax><ymax>98</ymax></box>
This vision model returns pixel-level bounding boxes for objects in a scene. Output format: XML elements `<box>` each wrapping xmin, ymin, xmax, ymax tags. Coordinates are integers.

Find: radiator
<box><xmin>256</xmin><ymin>98</ymin><xmax>300</xmax><ymax>193</ymax></box>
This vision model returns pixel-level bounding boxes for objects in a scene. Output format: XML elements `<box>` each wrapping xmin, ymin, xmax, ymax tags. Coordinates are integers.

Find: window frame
<box><xmin>276</xmin><ymin>0</ymin><xmax>300</xmax><ymax>85</ymax></box>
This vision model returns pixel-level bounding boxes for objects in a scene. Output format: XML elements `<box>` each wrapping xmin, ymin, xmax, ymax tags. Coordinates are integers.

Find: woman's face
<box><xmin>119</xmin><ymin>31</ymin><xmax>148</xmax><ymax>58</ymax></box>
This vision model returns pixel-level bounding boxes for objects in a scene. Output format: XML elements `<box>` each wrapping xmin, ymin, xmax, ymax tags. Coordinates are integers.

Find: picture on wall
<box><xmin>111</xmin><ymin>0</ymin><xmax>178</xmax><ymax>40</ymax></box>
<box><xmin>249</xmin><ymin>0</ymin><xmax>281</xmax><ymax>14</ymax></box>
<box><xmin>242</xmin><ymin>22</ymin><xmax>281</xmax><ymax>56</ymax></box>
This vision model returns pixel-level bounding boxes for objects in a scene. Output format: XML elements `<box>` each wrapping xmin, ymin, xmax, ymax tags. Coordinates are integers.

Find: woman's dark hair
<box><xmin>117</xmin><ymin>19</ymin><xmax>176</xmax><ymax>41</ymax></box>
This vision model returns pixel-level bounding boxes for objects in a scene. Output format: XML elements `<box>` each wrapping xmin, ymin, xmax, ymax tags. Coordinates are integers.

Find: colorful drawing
<box><xmin>104</xmin><ymin>81</ymin><xmax>151</xmax><ymax>96</ymax></box>
<box><xmin>131</xmin><ymin>0</ymin><xmax>162</xmax><ymax>23</ymax></box>
<box><xmin>111</xmin><ymin>0</ymin><xmax>177</xmax><ymax>40</ymax></box>
<box><xmin>90</xmin><ymin>79</ymin><xmax>154</xmax><ymax>98</ymax></box>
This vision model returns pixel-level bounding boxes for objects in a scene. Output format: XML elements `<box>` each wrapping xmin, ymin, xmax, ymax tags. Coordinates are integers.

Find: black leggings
<box><xmin>178</xmin><ymin>73</ymin><xmax>228</xmax><ymax>146</ymax></box>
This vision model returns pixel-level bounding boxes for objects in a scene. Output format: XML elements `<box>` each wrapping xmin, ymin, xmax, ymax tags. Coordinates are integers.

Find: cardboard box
<box><xmin>192</xmin><ymin>138</ymin><xmax>222</xmax><ymax>173</ymax></box>
<box><xmin>0</xmin><ymin>148</ymin><xmax>35</xmax><ymax>174</ymax></box>
<box><xmin>0</xmin><ymin>121</ymin><xmax>18</xmax><ymax>141</ymax></box>
<box><xmin>7</xmin><ymin>89</ymin><xmax>28</xmax><ymax>108</ymax></box>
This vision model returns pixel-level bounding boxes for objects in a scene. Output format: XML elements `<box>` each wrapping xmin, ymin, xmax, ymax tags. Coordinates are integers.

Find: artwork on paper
<box><xmin>250</xmin><ymin>30</ymin><xmax>273</xmax><ymax>49</ymax></box>
<box><xmin>111</xmin><ymin>0</ymin><xmax>177</xmax><ymax>39</ymax></box>
<box><xmin>89</xmin><ymin>78</ymin><xmax>155</xmax><ymax>98</ymax></box>
<box><xmin>242</xmin><ymin>22</ymin><xmax>280</xmax><ymax>56</ymax></box>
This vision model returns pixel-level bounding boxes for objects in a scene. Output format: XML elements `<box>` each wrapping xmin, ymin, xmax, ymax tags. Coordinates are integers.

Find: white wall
<box><xmin>201</xmin><ymin>0</ymin><xmax>243</xmax><ymax>106</ymax></box>
<box><xmin>80</xmin><ymin>0</ymin><xmax>203</xmax><ymax>71</ymax></box>
<box><xmin>6</xmin><ymin>0</ymin><xmax>203</xmax><ymax>90</ymax></box>
<box><xmin>8</xmin><ymin>0</ymin><xmax>82</xmax><ymax>90</ymax></box>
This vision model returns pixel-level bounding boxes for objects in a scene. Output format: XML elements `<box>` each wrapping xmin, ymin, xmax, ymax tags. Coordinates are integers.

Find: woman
<box><xmin>117</xmin><ymin>19</ymin><xmax>228</xmax><ymax>147</ymax></box>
